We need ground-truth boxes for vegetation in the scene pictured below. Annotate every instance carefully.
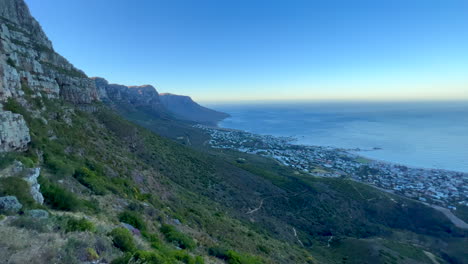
[6,57,16,68]
[118,210,146,231]
[65,217,95,233]
[109,227,136,253]
[160,224,196,250]
[1,92,464,264]
[39,176,81,211]
[0,177,37,209]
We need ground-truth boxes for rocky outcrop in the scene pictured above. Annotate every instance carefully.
[24,167,43,204]
[0,195,22,213]
[0,0,98,104]
[159,93,229,125]
[0,110,30,152]
[92,77,166,114]
[26,209,48,219]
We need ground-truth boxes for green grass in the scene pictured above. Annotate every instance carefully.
[0,177,37,209]
[65,217,96,233]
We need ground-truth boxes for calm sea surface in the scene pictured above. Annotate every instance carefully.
[207,101,468,172]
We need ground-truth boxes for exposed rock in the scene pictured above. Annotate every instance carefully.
[92,77,165,113]
[0,0,98,105]
[120,222,141,236]
[93,77,229,124]
[159,93,230,125]
[0,110,30,152]
[24,167,43,204]
[26,209,49,219]
[0,195,22,213]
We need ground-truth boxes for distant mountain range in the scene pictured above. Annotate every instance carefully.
[92,77,229,125]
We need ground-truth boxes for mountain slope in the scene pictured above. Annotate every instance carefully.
[0,1,466,264]
[159,93,229,125]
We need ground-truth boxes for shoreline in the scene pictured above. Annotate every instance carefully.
[196,123,468,212]
[217,121,467,174]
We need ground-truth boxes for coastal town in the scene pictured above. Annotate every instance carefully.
[195,125,468,210]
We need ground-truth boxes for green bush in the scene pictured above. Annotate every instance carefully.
[65,217,95,232]
[39,176,80,211]
[109,227,136,252]
[74,167,107,195]
[3,98,25,115]
[160,224,195,250]
[6,57,16,68]
[18,156,35,168]
[118,210,146,231]
[208,247,262,264]
[0,177,37,208]
[133,250,166,263]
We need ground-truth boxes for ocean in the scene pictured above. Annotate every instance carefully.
[207,101,468,173]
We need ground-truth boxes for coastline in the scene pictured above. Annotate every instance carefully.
[195,123,468,213]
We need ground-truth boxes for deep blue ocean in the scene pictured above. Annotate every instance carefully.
[207,101,468,173]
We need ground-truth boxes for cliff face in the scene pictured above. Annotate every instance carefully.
[92,77,166,114]
[160,93,229,125]
[0,0,98,104]
[0,0,99,152]
[93,77,229,124]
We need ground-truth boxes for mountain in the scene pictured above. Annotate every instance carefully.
[92,77,229,125]
[159,93,229,125]
[0,1,466,264]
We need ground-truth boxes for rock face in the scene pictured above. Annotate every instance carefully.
[92,77,167,115]
[159,93,229,125]
[24,167,43,204]
[93,77,229,125]
[0,0,100,153]
[0,110,30,152]
[26,209,48,219]
[0,0,98,104]
[0,195,22,213]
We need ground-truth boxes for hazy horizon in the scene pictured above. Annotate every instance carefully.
[25,0,468,102]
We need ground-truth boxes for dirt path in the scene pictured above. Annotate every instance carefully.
[431,205,468,230]
[424,251,441,264]
[246,190,308,215]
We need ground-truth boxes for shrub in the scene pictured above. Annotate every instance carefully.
[160,224,195,250]
[3,98,25,115]
[109,227,136,252]
[6,57,16,68]
[0,177,37,208]
[118,210,146,231]
[65,217,95,233]
[18,156,35,168]
[133,250,166,263]
[10,216,49,232]
[74,167,107,195]
[208,247,263,264]
[39,176,81,211]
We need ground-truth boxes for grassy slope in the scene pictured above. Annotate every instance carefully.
[115,105,468,264]
[1,94,466,264]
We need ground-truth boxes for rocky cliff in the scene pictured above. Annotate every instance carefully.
[0,0,99,152]
[92,77,165,114]
[160,93,229,125]
[93,77,229,124]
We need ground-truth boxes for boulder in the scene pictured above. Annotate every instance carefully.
[0,196,22,213]
[26,209,49,219]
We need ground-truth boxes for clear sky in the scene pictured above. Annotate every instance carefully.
[25,0,468,102]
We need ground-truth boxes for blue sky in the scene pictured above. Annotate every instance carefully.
[25,0,468,102]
